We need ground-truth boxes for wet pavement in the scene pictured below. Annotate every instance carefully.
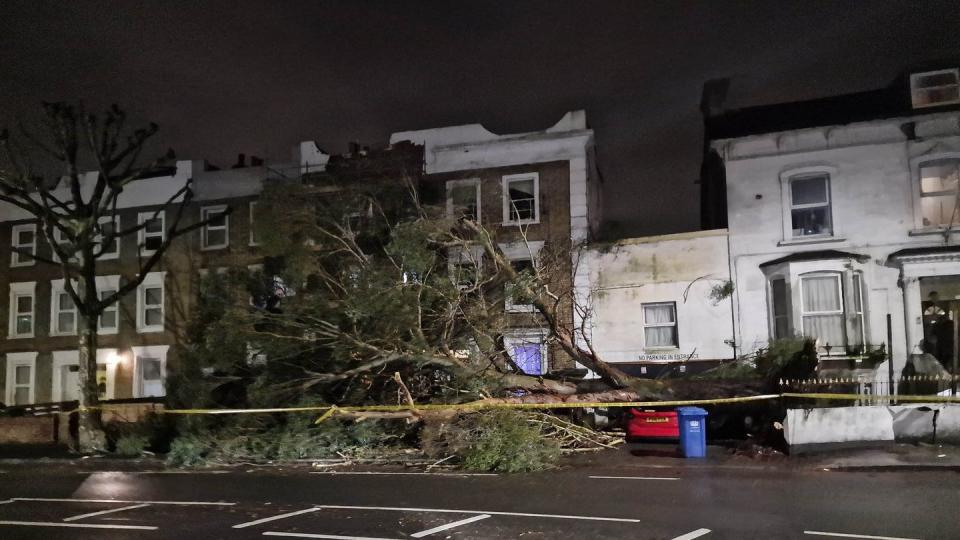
[0,459,957,539]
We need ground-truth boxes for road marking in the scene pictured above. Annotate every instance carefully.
[804,531,919,540]
[63,503,151,522]
[264,533,400,540]
[0,520,157,530]
[316,505,640,523]
[234,507,322,528]
[12,497,234,506]
[411,514,491,538]
[310,471,497,477]
[589,475,680,481]
[0,500,13,505]
[672,528,712,540]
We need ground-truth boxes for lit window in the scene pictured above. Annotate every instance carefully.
[136,272,165,333]
[504,333,547,375]
[8,281,36,338]
[800,274,845,351]
[502,173,539,225]
[911,69,960,109]
[790,174,832,237]
[96,215,120,259]
[132,345,168,398]
[643,302,678,348]
[446,179,481,222]
[50,279,78,335]
[138,211,165,254]
[201,205,229,250]
[4,352,37,405]
[11,223,36,267]
[249,201,260,246]
[919,160,960,228]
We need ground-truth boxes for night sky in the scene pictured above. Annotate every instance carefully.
[2,1,959,237]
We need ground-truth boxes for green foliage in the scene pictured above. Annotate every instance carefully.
[166,434,212,467]
[463,411,560,472]
[756,336,818,380]
[708,280,735,305]
[114,434,150,457]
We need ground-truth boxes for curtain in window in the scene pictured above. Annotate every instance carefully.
[802,276,845,347]
[643,304,677,347]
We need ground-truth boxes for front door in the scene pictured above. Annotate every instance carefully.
[59,364,80,402]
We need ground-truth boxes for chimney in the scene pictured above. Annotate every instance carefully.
[232,153,246,169]
[250,155,264,166]
[700,78,730,118]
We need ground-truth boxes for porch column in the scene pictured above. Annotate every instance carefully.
[901,274,923,369]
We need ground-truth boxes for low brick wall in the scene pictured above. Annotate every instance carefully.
[0,416,58,444]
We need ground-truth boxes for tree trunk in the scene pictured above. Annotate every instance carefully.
[77,308,107,453]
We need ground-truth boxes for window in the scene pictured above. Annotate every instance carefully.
[504,333,547,375]
[449,246,483,290]
[138,211,165,254]
[97,275,120,334]
[11,223,36,267]
[919,160,960,228]
[446,179,481,222]
[96,215,120,259]
[505,258,536,312]
[201,205,229,250]
[643,302,678,349]
[53,227,78,263]
[770,278,790,339]
[50,279,78,336]
[502,173,540,225]
[249,201,260,246]
[8,281,36,338]
[790,174,832,237]
[132,345,168,398]
[5,352,37,405]
[911,69,960,109]
[800,274,845,351]
[136,272,165,333]
[850,273,865,348]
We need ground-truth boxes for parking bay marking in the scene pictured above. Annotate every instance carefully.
[589,475,680,481]
[11,497,235,506]
[264,533,400,540]
[315,505,640,523]
[410,514,491,538]
[0,520,158,530]
[672,528,711,540]
[310,471,497,477]
[234,507,323,529]
[804,531,919,540]
[63,503,151,522]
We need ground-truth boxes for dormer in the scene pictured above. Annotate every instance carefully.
[910,68,960,109]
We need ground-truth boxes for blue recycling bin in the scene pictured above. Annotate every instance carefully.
[676,407,708,458]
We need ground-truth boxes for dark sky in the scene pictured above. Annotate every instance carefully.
[2,1,960,236]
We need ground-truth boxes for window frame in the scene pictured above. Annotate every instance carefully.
[798,272,846,354]
[95,215,121,260]
[136,271,166,333]
[138,210,165,255]
[8,281,36,339]
[248,201,260,246]
[501,173,540,226]
[96,275,121,335]
[910,68,960,109]
[446,178,482,223]
[642,301,679,350]
[132,345,168,398]
[50,279,79,336]
[913,157,960,231]
[768,277,791,340]
[11,223,37,267]
[778,166,838,243]
[503,331,549,375]
[448,245,484,291]
[5,352,37,406]
[201,205,230,250]
[500,241,544,313]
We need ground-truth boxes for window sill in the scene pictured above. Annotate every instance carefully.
[502,220,540,227]
[49,332,77,338]
[505,305,537,313]
[137,327,165,334]
[777,236,846,247]
[909,227,960,237]
[10,262,36,268]
[97,329,119,336]
[7,334,35,340]
[201,245,229,251]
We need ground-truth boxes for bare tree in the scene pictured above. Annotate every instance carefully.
[0,103,222,452]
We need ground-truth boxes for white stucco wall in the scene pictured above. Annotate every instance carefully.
[717,110,960,375]
[583,229,734,363]
[784,404,960,446]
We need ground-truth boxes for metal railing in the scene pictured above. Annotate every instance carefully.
[780,374,958,406]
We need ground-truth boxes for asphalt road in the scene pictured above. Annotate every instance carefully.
[0,463,956,540]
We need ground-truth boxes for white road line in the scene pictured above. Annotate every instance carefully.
[233,507,322,529]
[589,475,680,481]
[0,500,13,505]
[12,497,234,506]
[672,528,712,540]
[309,471,496,477]
[804,531,919,540]
[316,505,640,523]
[264,533,400,540]
[63,503,151,522]
[0,520,157,530]
[410,514,491,538]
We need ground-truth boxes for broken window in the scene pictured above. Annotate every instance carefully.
[503,173,539,224]
[643,302,678,348]
[919,160,960,228]
[790,174,832,237]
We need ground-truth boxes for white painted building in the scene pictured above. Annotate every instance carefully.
[583,229,734,375]
[702,65,960,378]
